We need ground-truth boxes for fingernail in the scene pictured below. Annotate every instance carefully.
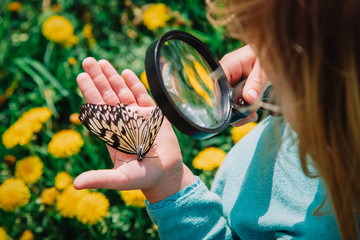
[246,89,259,102]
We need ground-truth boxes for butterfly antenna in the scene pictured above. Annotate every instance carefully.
[143,155,159,159]
[117,157,137,163]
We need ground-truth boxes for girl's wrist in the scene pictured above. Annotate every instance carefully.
[142,164,196,204]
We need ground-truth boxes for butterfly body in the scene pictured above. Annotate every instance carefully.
[136,146,145,161]
[79,103,164,162]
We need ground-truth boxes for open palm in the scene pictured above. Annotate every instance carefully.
[74,57,195,203]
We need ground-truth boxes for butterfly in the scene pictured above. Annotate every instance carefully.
[79,103,164,162]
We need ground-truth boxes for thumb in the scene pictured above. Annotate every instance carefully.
[242,59,268,104]
[73,169,129,190]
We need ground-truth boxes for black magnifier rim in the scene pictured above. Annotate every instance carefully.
[145,30,231,139]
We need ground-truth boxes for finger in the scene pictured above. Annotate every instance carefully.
[77,72,105,104]
[82,57,119,105]
[98,60,137,106]
[73,169,131,190]
[121,69,155,107]
[231,111,258,127]
[220,45,257,86]
[242,59,268,104]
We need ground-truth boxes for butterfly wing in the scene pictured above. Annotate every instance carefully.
[79,103,164,160]
[79,103,138,154]
[140,106,164,155]
[116,103,148,152]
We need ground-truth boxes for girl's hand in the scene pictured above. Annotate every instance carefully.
[220,45,269,126]
[74,57,196,203]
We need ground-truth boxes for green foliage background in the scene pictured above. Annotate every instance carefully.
[0,0,242,239]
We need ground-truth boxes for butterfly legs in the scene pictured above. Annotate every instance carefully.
[116,154,159,163]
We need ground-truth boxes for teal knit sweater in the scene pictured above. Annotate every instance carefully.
[146,117,340,239]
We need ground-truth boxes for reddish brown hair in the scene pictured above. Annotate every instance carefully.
[207,0,360,238]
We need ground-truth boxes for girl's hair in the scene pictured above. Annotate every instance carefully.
[207,0,360,239]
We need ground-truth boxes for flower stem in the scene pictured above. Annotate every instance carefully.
[44,41,55,68]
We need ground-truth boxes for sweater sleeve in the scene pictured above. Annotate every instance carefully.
[146,177,239,240]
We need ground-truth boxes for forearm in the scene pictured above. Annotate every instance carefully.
[146,177,237,240]
[142,164,196,204]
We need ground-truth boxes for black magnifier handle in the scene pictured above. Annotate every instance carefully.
[229,80,281,124]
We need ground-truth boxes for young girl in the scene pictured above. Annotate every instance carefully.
[74,0,359,239]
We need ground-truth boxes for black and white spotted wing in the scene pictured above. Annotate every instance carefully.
[79,103,164,161]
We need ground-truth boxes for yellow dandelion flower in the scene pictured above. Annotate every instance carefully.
[143,4,170,31]
[15,156,43,185]
[2,121,38,148]
[120,190,146,208]
[56,185,88,218]
[55,171,73,190]
[19,229,34,240]
[8,2,21,12]
[2,107,52,148]
[231,122,258,144]
[140,71,150,90]
[68,57,77,66]
[193,147,226,171]
[19,107,52,124]
[76,192,109,225]
[0,178,30,211]
[0,227,9,240]
[69,113,81,125]
[42,15,75,44]
[48,129,84,158]
[82,24,96,46]
[83,24,94,39]
[41,187,58,205]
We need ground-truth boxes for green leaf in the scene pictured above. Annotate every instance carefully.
[22,57,70,97]
[13,58,59,116]
[13,58,46,95]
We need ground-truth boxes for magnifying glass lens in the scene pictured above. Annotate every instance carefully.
[159,40,220,128]
[146,30,280,139]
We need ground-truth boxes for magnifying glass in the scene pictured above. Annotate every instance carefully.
[145,30,281,139]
